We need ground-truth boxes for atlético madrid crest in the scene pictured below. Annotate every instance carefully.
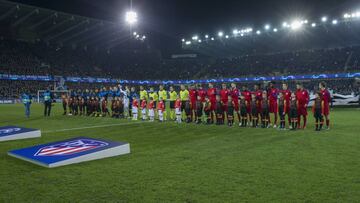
[34,139,108,156]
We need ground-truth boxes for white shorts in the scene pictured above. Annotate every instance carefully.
[141,109,146,115]
[158,110,163,116]
[132,107,138,114]
[175,108,181,115]
[148,109,155,117]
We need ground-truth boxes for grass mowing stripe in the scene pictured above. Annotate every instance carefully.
[43,121,144,133]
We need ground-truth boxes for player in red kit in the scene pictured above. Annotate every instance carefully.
[241,85,252,124]
[197,84,207,102]
[220,83,230,121]
[295,83,310,129]
[281,83,291,128]
[189,85,198,122]
[268,82,279,128]
[207,83,217,123]
[230,83,240,122]
[253,84,263,123]
[319,81,331,130]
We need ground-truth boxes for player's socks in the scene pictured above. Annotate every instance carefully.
[326,119,330,128]
[244,119,247,127]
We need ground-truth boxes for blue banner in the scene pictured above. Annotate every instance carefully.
[1,72,359,85]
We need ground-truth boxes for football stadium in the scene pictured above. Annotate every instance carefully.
[0,0,360,202]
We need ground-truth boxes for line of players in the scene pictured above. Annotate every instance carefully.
[62,81,331,131]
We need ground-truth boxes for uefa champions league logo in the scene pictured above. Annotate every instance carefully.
[0,128,21,135]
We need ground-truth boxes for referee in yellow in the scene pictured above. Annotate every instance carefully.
[139,86,148,101]
[179,84,189,119]
[158,85,168,121]
[169,86,178,121]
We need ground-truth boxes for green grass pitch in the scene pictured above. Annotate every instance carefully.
[0,103,359,202]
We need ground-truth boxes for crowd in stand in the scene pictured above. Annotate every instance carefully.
[1,39,360,80]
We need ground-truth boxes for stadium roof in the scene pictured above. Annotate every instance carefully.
[0,0,145,49]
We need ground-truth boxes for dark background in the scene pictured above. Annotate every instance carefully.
[9,0,360,53]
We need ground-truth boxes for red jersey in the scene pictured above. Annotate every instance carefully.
[296,89,310,106]
[282,89,291,103]
[189,89,197,102]
[132,99,138,108]
[268,88,279,102]
[230,88,240,103]
[220,89,230,103]
[207,88,217,102]
[197,89,207,102]
[175,99,181,108]
[320,89,331,105]
[148,101,154,109]
[157,101,165,111]
[141,100,147,109]
[242,90,251,103]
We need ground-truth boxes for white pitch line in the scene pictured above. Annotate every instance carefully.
[43,121,144,133]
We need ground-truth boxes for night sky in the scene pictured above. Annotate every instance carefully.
[9,0,360,52]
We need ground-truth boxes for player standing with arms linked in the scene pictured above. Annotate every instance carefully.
[295,83,310,129]
[207,83,217,124]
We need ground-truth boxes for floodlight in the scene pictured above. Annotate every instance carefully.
[198,39,202,43]
[240,33,244,37]
[142,35,146,39]
[282,22,288,27]
[233,29,238,35]
[311,23,317,27]
[185,41,191,45]
[256,30,261,35]
[290,20,302,30]
[205,35,209,38]
[225,35,229,39]
[332,19,338,24]
[264,24,270,30]
[321,16,327,22]
[211,37,215,41]
[344,13,350,18]
[125,11,138,25]
[133,32,137,36]
[192,35,198,40]
[218,31,224,37]
[182,39,185,42]
[273,28,278,32]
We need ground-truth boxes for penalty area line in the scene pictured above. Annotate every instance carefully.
[43,121,144,133]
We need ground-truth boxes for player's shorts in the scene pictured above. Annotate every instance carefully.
[290,108,298,119]
[141,109,146,115]
[210,101,216,111]
[170,101,175,109]
[158,110,163,116]
[181,101,186,110]
[132,107,138,114]
[246,104,251,114]
[191,100,197,110]
[323,104,330,116]
[314,109,323,120]
[234,101,239,111]
[175,108,181,115]
[148,109,155,117]
[297,106,308,116]
[269,101,278,113]
[222,103,228,112]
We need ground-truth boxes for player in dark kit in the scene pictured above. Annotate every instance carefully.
[313,92,325,131]
[250,94,259,128]
[227,96,235,126]
[195,96,203,124]
[79,96,85,116]
[289,93,298,130]
[215,95,224,125]
[68,96,74,115]
[101,97,110,117]
[261,91,270,128]
[62,94,68,115]
[204,97,212,124]
[278,92,287,130]
[184,99,192,123]
[239,95,248,127]
[73,96,79,115]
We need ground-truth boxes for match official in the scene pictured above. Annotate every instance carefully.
[43,88,53,117]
